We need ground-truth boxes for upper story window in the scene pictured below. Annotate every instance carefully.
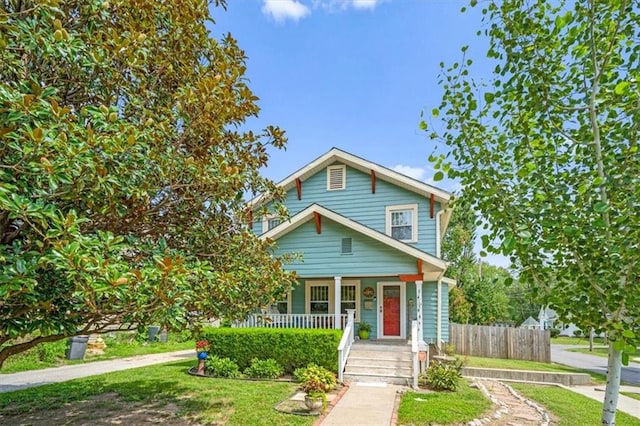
[327,165,346,191]
[386,204,418,243]
[262,215,281,232]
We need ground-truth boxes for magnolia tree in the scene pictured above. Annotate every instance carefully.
[0,0,297,367]
[427,1,639,423]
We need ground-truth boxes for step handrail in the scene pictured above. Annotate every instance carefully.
[337,309,356,382]
[411,320,419,389]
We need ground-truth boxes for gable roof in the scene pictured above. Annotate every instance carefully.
[261,203,449,281]
[249,147,454,236]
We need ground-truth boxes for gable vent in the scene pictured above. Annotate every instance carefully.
[327,165,346,190]
[341,237,352,254]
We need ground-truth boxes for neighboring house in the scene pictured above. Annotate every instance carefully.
[538,306,558,330]
[243,147,455,349]
[520,316,540,330]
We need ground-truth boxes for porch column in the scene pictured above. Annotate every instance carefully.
[334,276,342,330]
[416,280,423,343]
[437,279,442,350]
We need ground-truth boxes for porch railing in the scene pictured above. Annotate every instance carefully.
[337,309,356,383]
[233,313,347,329]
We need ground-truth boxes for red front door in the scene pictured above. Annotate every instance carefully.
[383,285,401,336]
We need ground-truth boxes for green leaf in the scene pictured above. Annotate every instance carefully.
[484,92,494,103]
[614,81,630,95]
[433,171,444,181]
[622,329,635,339]
[431,108,439,118]
[419,120,427,131]
[622,352,629,366]
[593,201,609,213]
[613,340,625,351]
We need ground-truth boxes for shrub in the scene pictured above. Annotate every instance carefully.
[294,364,337,393]
[205,355,242,378]
[573,329,583,337]
[419,360,463,391]
[443,343,456,356]
[358,322,371,332]
[244,358,284,379]
[197,327,341,373]
[549,328,561,338]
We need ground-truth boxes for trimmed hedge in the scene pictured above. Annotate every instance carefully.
[198,327,341,374]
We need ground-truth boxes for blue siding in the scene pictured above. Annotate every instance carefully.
[423,282,438,344]
[257,164,441,256]
[273,218,417,277]
[291,281,305,314]
[440,283,449,342]
[359,278,381,339]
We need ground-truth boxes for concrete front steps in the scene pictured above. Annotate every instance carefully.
[343,341,413,386]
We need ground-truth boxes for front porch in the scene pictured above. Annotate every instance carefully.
[233,313,348,329]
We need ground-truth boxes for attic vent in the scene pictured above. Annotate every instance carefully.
[327,165,346,190]
[341,237,352,254]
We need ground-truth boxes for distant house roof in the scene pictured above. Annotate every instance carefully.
[520,316,540,328]
[249,147,454,237]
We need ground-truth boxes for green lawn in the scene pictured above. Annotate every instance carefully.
[1,331,194,374]
[511,383,640,426]
[622,392,640,402]
[0,359,314,425]
[552,336,607,345]
[569,346,640,359]
[397,380,491,425]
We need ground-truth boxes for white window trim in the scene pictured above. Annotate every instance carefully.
[262,214,281,233]
[385,203,419,243]
[304,279,361,321]
[326,164,346,191]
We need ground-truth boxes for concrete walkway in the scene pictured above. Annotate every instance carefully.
[551,344,640,385]
[320,382,404,426]
[565,384,640,420]
[0,349,193,393]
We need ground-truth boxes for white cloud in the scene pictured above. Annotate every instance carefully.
[391,164,427,181]
[312,0,389,12]
[351,0,380,9]
[262,0,311,23]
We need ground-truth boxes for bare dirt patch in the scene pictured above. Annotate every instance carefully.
[0,392,202,426]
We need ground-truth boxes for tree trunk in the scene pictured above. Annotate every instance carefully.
[601,345,622,425]
[590,328,594,352]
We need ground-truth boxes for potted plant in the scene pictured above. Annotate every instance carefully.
[295,364,337,415]
[358,322,371,340]
[195,340,210,375]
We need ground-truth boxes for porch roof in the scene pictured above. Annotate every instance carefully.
[260,203,449,281]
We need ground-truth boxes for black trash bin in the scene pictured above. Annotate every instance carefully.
[66,335,89,360]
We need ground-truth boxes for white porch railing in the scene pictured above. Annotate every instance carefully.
[411,320,419,389]
[337,309,356,383]
[233,313,347,329]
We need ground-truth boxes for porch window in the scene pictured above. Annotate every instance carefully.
[309,285,329,314]
[385,204,418,243]
[305,280,361,321]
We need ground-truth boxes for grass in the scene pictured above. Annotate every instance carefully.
[551,336,606,345]
[1,331,194,374]
[570,346,640,359]
[511,383,640,426]
[0,359,314,425]
[397,380,491,425]
[622,392,640,402]
[461,355,607,383]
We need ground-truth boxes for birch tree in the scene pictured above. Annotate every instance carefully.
[427,1,639,423]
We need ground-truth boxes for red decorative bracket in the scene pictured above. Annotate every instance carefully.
[314,212,321,234]
[296,178,302,200]
[371,169,376,194]
[430,193,435,219]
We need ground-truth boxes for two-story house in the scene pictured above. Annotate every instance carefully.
[245,148,455,354]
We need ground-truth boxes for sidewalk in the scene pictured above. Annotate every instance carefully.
[0,349,193,393]
[319,382,404,426]
[565,384,640,420]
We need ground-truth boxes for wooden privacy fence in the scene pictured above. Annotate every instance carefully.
[449,323,551,362]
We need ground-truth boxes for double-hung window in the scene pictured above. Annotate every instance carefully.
[262,215,281,232]
[385,204,418,243]
[305,280,361,321]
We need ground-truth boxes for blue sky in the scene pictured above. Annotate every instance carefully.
[209,0,507,267]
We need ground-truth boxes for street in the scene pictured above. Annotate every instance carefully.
[551,344,640,385]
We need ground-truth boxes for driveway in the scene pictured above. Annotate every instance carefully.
[551,344,640,385]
